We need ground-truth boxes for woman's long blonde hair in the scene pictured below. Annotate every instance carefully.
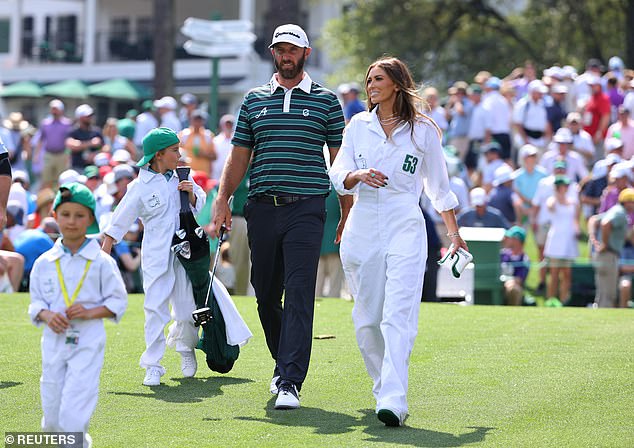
[364,56,441,138]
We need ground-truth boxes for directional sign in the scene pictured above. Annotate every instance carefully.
[183,40,253,58]
[181,18,255,43]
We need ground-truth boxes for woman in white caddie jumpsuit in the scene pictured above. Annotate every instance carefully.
[329,57,467,427]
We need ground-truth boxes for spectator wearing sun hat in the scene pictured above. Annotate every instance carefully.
[456,187,510,229]
[588,187,634,307]
[489,163,517,224]
[540,127,588,182]
[566,112,596,165]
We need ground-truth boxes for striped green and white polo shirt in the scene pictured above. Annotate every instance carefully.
[232,73,345,198]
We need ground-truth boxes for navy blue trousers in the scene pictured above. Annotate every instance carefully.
[244,196,326,390]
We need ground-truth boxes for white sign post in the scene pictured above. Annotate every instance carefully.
[181,17,256,127]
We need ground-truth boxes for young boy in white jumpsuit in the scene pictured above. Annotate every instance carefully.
[102,127,206,386]
[329,57,463,427]
[29,182,127,448]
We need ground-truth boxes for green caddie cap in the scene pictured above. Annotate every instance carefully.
[138,127,180,167]
[504,225,526,243]
[53,182,99,234]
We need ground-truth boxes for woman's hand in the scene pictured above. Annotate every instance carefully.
[449,234,469,256]
[345,168,388,189]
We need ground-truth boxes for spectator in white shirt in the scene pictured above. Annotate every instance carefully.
[512,80,552,150]
[154,96,182,132]
[211,114,235,182]
[540,127,589,182]
[482,77,512,161]
[481,141,506,192]
[423,87,448,133]
[566,112,596,165]
[133,100,158,148]
[466,83,486,172]
[605,105,634,160]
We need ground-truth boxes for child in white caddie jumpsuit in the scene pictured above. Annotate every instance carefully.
[29,182,127,448]
[102,127,206,386]
[329,57,465,427]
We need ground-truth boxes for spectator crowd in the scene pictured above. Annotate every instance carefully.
[1,56,634,309]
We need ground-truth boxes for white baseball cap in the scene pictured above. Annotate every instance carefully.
[520,144,539,158]
[610,162,631,180]
[604,137,624,153]
[75,104,94,119]
[528,80,548,94]
[112,149,132,164]
[269,24,310,48]
[93,152,111,167]
[49,99,65,111]
[12,169,30,184]
[551,83,568,94]
[493,164,516,186]
[470,187,487,206]
[58,169,86,186]
[153,96,178,110]
[553,127,574,144]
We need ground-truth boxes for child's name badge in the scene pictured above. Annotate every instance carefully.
[65,328,80,346]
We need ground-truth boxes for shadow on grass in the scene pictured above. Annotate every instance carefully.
[0,381,22,390]
[358,409,496,447]
[109,376,253,403]
[235,402,495,445]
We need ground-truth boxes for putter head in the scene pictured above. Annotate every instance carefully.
[192,307,212,327]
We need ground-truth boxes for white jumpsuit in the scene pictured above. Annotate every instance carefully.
[104,168,206,373]
[329,110,458,422]
[28,238,127,447]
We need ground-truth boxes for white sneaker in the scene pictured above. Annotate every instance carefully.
[270,375,280,395]
[143,367,163,386]
[180,350,197,377]
[274,382,300,409]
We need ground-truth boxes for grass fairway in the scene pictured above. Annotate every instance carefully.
[1,294,632,447]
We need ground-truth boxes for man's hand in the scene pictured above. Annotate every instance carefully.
[211,196,232,238]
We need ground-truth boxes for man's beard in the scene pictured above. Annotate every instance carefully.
[275,53,306,80]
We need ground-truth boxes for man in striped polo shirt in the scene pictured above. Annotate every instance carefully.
[211,23,348,410]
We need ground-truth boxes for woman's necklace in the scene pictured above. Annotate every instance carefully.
[378,113,401,125]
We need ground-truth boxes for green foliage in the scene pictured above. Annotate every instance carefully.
[325,0,628,88]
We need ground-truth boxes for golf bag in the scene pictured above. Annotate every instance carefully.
[171,166,240,373]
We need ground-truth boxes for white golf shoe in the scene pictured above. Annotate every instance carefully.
[180,350,197,377]
[274,382,300,409]
[143,367,163,386]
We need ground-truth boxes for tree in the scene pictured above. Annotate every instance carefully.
[324,0,629,88]
[153,0,175,97]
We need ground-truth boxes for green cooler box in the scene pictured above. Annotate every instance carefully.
[460,227,506,305]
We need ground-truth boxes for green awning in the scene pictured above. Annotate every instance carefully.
[87,78,152,100]
[0,81,42,98]
[42,79,88,99]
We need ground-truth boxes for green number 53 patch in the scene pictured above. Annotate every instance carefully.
[402,154,418,174]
